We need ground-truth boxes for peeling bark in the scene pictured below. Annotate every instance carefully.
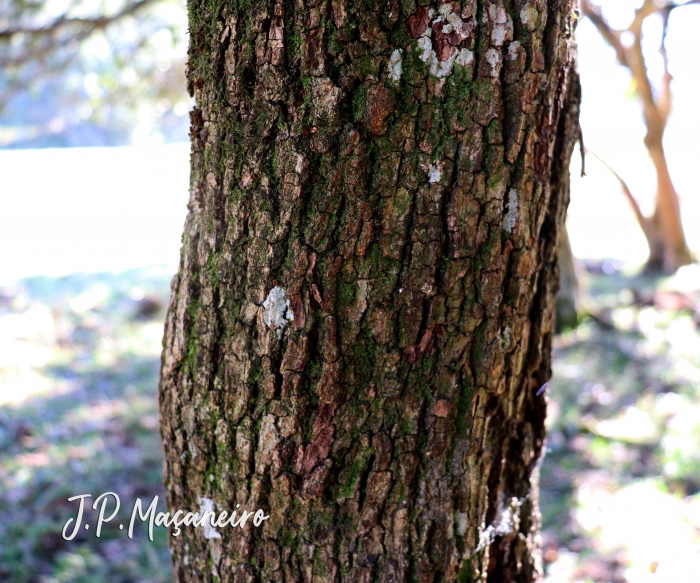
[159,1,580,581]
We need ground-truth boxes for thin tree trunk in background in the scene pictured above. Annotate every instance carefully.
[159,1,579,581]
[582,0,692,274]
[647,142,691,272]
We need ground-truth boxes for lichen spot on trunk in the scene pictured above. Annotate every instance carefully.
[263,286,294,338]
[388,49,403,82]
[428,162,443,184]
[502,188,520,233]
[197,497,221,540]
[412,3,475,79]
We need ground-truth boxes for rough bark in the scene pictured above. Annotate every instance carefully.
[159,1,580,582]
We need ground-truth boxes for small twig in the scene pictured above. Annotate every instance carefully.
[587,310,617,331]
[580,0,628,66]
[0,0,157,40]
[658,5,673,123]
[668,0,700,8]
[578,124,586,177]
[585,149,656,246]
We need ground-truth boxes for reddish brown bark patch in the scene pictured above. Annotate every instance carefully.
[408,7,430,38]
[365,83,396,136]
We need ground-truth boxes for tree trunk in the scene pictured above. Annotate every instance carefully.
[646,141,692,273]
[629,22,692,274]
[159,1,579,582]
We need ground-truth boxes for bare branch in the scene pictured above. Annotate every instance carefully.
[668,0,700,8]
[578,124,586,177]
[628,0,658,37]
[579,0,627,66]
[581,0,700,122]
[657,5,673,123]
[0,0,157,40]
[627,6,665,140]
[585,149,656,246]
[581,0,696,272]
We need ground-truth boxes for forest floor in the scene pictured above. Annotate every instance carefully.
[0,267,174,583]
[1,263,699,582]
[541,261,700,583]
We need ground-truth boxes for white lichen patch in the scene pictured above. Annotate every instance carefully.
[502,325,511,348]
[294,152,307,175]
[438,3,452,18]
[502,188,519,233]
[418,36,433,63]
[430,51,458,78]
[489,4,514,47]
[198,497,221,540]
[388,49,403,82]
[485,47,502,79]
[492,19,513,46]
[474,495,524,553]
[451,14,473,38]
[507,40,521,60]
[520,2,539,31]
[416,3,473,79]
[428,162,442,184]
[455,511,468,537]
[455,48,474,67]
[263,286,294,338]
[493,497,518,536]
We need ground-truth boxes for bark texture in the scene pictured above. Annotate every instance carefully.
[159,1,579,582]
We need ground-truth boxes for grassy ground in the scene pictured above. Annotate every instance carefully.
[541,262,700,582]
[0,268,174,583]
[1,263,699,582]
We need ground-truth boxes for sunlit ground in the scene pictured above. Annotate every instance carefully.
[0,269,174,582]
[541,264,700,583]
[1,6,699,580]
[539,8,700,582]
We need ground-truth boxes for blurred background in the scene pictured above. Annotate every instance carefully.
[0,1,699,582]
